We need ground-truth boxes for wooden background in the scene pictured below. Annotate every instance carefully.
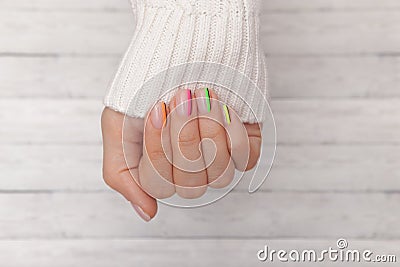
[1,0,399,266]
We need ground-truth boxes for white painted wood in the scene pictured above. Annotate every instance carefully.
[2,56,399,98]
[268,56,400,98]
[1,144,399,192]
[259,144,400,192]
[264,0,400,11]
[0,57,118,98]
[2,0,400,11]
[0,239,398,267]
[0,192,399,238]
[0,145,104,191]
[260,11,400,55]
[271,99,400,145]
[0,11,134,55]
[1,99,398,145]
[0,99,103,145]
[0,0,130,11]
[1,10,399,55]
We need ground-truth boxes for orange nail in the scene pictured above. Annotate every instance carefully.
[162,102,167,126]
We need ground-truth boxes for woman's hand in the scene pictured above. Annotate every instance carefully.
[101,88,261,221]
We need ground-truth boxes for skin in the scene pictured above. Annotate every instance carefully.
[101,88,261,221]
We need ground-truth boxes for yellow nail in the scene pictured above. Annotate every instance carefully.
[223,105,231,125]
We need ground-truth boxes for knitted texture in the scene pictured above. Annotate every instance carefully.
[104,0,269,123]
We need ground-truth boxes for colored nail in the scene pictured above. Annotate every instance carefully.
[205,88,211,112]
[151,102,167,129]
[223,105,231,125]
[196,88,212,114]
[162,102,167,126]
[187,90,192,116]
[177,89,192,117]
[131,203,151,222]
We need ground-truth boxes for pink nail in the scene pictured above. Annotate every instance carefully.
[187,90,192,116]
[131,203,151,222]
[176,89,192,117]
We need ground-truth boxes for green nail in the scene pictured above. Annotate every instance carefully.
[205,88,211,112]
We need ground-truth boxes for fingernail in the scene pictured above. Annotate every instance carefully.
[131,203,151,222]
[223,104,231,125]
[177,89,192,117]
[196,88,211,114]
[151,102,167,129]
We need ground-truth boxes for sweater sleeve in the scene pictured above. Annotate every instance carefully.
[104,0,269,123]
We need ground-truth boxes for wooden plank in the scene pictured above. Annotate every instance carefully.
[263,0,400,11]
[0,145,104,191]
[0,11,134,55]
[2,0,400,11]
[260,11,400,55]
[1,144,399,192]
[0,192,399,238]
[0,239,399,267]
[0,99,103,145]
[271,99,400,145]
[0,57,118,98]
[1,10,399,55]
[2,56,399,98]
[0,99,399,145]
[0,0,130,11]
[268,56,400,98]
[260,144,400,192]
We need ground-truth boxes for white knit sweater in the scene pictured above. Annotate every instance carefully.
[104,0,269,123]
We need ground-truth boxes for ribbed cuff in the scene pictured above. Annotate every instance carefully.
[105,0,268,123]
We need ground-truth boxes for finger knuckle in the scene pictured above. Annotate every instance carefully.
[201,123,224,140]
[178,131,199,148]
[148,149,168,162]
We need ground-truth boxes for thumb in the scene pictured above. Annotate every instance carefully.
[101,108,158,221]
